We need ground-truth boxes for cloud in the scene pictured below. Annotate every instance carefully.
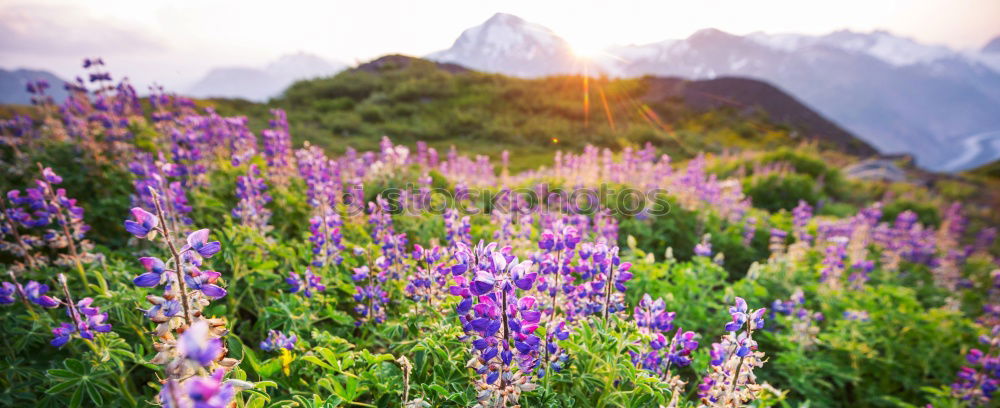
[0,3,167,56]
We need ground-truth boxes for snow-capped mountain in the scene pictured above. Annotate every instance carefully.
[603,29,1000,171]
[187,53,345,101]
[746,30,955,66]
[427,13,581,77]
[429,14,1000,171]
[0,68,68,104]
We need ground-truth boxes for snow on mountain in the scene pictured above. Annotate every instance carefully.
[747,30,955,66]
[608,29,1000,170]
[187,53,345,101]
[427,13,581,77]
[429,15,1000,171]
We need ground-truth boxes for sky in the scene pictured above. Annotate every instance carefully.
[2,0,999,90]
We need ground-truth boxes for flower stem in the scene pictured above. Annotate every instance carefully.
[603,262,617,323]
[151,189,193,326]
[37,163,88,286]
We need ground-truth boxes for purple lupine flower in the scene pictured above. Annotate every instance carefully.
[287,267,326,298]
[700,298,767,405]
[184,269,227,299]
[443,208,472,248]
[405,244,450,303]
[308,211,343,267]
[848,260,875,290]
[133,256,167,287]
[232,164,272,230]
[124,207,159,238]
[73,298,112,337]
[260,330,297,352]
[352,264,390,325]
[820,237,849,286]
[452,242,541,404]
[953,325,1000,405]
[570,240,631,321]
[185,369,235,408]
[262,109,294,186]
[843,310,870,322]
[49,274,111,347]
[51,322,75,347]
[631,293,699,379]
[792,200,813,243]
[694,234,712,257]
[179,320,222,366]
[742,217,757,246]
[24,281,59,308]
[368,196,408,278]
[771,289,823,349]
[183,229,221,258]
[634,294,676,334]
[144,296,181,319]
[0,282,15,304]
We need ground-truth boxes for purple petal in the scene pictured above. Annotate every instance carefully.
[139,257,165,274]
[200,284,227,299]
[51,335,70,347]
[187,228,210,246]
[133,272,162,287]
[198,241,221,258]
[124,220,148,237]
[470,318,492,331]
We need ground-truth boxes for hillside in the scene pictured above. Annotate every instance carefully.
[244,55,875,170]
[0,68,68,104]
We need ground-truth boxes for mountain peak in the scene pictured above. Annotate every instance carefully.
[689,28,737,41]
[984,35,1000,53]
[484,12,525,25]
[426,12,577,77]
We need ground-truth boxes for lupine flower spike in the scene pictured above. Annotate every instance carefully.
[699,297,767,407]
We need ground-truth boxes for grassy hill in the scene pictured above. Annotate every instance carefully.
[208,55,874,172]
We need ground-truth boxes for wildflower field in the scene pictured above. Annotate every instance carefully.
[1,59,999,408]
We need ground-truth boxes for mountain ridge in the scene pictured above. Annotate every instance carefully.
[0,68,68,105]
[427,14,1000,171]
[186,53,346,101]
[275,54,876,158]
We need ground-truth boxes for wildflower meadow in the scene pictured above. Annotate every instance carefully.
[1,59,999,408]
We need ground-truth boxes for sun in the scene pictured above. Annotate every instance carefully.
[569,41,607,60]
[564,34,609,60]
[570,43,606,60]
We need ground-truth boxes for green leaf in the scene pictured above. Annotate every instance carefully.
[46,381,77,394]
[64,359,86,374]
[302,355,333,370]
[258,358,282,378]
[84,383,104,406]
[47,369,77,379]
[69,386,84,408]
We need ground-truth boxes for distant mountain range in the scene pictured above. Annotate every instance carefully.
[186,53,346,101]
[0,68,68,104]
[1,53,346,104]
[428,13,1000,171]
